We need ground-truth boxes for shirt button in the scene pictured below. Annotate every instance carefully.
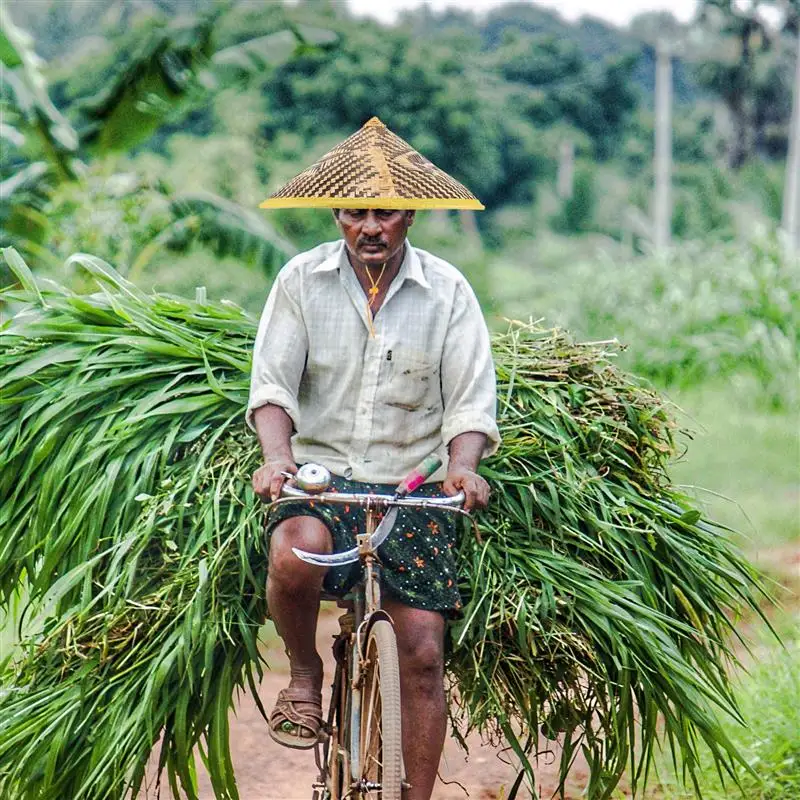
[344,467,353,479]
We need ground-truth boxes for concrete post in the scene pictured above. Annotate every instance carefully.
[653,39,673,252]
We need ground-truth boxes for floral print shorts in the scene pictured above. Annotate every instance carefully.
[265,473,463,616]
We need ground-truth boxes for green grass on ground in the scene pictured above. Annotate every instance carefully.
[668,380,799,552]
[650,611,799,800]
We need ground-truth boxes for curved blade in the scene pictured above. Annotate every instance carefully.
[292,545,359,566]
[292,507,400,566]
[367,507,399,550]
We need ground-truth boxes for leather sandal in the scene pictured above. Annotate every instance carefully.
[268,687,323,750]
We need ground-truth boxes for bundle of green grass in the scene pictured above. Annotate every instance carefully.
[0,250,767,800]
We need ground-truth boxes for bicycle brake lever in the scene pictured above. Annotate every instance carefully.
[292,507,399,567]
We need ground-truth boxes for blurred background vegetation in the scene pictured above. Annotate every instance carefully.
[1,0,798,796]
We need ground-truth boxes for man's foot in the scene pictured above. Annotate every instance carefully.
[268,686,323,750]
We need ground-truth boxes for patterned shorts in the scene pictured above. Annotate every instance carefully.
[265,474,463,616]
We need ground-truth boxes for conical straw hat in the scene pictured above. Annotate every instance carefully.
[259,117,484,210]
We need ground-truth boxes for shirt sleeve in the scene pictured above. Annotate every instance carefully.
[246,269,308,431]
[439,280,500,457]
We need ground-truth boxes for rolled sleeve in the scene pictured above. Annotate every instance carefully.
[246,268,308,431]
[439,281,500,457]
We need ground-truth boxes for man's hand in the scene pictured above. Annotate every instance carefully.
[252,404,297,501]
[442,467,490,512]
[444,431,490,511]
[252,459,297,502]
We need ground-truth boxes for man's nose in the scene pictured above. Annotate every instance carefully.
[362,211,381,235]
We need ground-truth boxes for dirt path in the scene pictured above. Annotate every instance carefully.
[184,545,798,799]
[191,608,589,800]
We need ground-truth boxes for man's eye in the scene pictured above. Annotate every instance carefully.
[376,210,394,219]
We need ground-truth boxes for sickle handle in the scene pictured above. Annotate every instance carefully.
[396,453,443,496]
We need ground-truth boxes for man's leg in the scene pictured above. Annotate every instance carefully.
[382,597,447,800]
[267,516,332,742]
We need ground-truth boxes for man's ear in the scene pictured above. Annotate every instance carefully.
[406,211,416,227]
[331,209,340,226]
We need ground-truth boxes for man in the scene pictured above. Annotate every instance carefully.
[247,117,499,800]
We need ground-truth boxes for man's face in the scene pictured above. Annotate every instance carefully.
[335,209,415,268]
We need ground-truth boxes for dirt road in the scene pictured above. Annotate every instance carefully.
[178,543,800,800]
[192,608,589,800]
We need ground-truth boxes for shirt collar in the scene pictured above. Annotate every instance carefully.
[312,240,430,290]
[401,242,431,289]
[311,243,344,274]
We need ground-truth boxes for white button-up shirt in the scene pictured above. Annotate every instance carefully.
[247,239,500,484]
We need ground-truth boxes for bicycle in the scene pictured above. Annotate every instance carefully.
[266,454,467,800]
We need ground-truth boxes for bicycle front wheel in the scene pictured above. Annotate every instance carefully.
[358,619,403,799]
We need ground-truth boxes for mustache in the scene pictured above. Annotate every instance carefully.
[357,238,387,247]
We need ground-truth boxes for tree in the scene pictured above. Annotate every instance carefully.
[260,23,509,207]
[694,0,799,167]
[0,7,329,279]
[0,6,79,282]
[490,31,639,159]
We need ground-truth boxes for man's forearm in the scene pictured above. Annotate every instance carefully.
[447,431,488,473]
[253,403,295,464]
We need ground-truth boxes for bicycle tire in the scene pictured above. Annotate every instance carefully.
[358,619,403,799]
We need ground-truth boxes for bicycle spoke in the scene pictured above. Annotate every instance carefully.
[363,655,382,779]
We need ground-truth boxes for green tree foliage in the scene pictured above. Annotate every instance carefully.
[258,12,639,211]
[0,7,80,282]
[260,24,506,205]
[0,5,308,278]
[75,14,215,155]
[1,0,792,260]
[694,0,799,167]
[493,32,639,158]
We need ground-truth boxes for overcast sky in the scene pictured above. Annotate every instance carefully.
[345,0,699,28]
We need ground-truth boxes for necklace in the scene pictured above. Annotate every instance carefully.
[365,261,387,307]
[364,261,387,337]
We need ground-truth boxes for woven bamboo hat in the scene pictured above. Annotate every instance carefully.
[259,117,484,210]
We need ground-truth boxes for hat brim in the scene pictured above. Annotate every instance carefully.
[259,196,485,210]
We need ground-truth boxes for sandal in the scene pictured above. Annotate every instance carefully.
[268,687,323,750]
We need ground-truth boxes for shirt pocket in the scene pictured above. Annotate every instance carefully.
[383,347,438,412]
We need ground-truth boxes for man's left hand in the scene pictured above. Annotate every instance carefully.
[442,468,490,511]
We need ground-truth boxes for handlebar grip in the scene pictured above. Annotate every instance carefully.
[395,453,443,497]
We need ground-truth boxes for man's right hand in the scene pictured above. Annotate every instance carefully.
[252,459,297,502]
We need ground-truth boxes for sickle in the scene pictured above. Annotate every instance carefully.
[292,507,399,567]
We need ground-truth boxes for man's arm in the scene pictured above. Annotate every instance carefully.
[247,266,308,501]
[442,431,490,511]
[251,404,297,501]
[438,279,500,512]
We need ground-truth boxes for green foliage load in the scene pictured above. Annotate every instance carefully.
[0,251,768,799]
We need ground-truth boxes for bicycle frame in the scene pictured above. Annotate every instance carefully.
[266,485,466,800]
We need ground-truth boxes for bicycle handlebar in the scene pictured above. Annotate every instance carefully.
[277,484,466,508]
[273,485,466,568]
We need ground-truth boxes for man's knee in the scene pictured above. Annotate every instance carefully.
[268,517,332,589]
[388,604,446,685]
[403,635,444,682]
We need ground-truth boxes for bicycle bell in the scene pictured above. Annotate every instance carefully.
[294,463,331,493]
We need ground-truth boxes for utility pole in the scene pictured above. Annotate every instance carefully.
[782,31,800,251]
[653,39,673,252]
